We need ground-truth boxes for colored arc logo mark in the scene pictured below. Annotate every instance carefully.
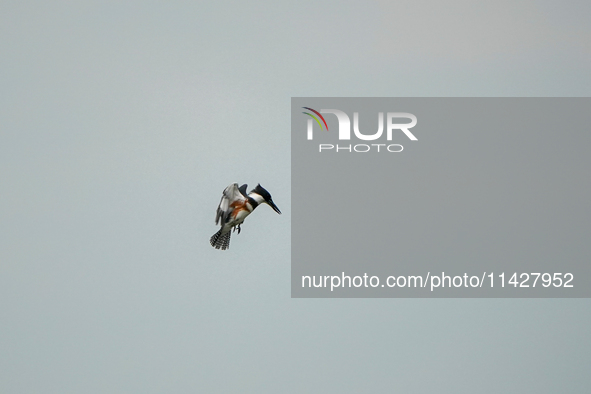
[302,107,329,131]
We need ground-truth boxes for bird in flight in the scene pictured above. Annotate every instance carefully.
[210,183,281,250]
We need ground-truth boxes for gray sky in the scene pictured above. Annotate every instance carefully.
[1,1,590,392]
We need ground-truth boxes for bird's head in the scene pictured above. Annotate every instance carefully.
[253,184,281,214]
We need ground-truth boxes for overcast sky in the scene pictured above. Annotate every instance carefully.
[1,1,590,393]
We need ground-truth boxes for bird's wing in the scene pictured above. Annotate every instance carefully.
[215,183,247,225]
[238,184,248,198]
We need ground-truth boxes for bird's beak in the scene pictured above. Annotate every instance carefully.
[268,201,281,214]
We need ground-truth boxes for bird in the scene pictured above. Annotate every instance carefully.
[210,183,281,250]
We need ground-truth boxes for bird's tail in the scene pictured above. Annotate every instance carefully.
[210,229,231,250]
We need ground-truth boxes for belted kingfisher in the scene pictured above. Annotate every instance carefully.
[210,183,281,250]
